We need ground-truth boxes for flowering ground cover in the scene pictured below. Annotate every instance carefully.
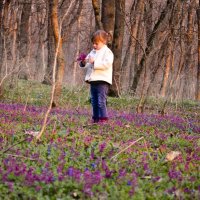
[0,81,200,199]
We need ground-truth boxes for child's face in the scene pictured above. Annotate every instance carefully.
[93,41,105,50]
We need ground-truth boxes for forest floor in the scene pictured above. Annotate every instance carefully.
[0,80,200,199]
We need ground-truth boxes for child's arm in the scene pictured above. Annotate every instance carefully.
[94,50,114,70]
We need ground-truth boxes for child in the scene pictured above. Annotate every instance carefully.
[78,30,114,123]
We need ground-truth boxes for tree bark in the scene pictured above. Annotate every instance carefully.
[0,0,4,78]
[35,2,47,81]
[19,0,32,58]
[43,0,55,85]
[144,0,153,41]
[5,0,17,89]
[182,0,195,99]
[91,0,103,30]
[2,0,12,71]
[159,0,182,99]
[0,0,3,27]
[109,0,125,97]
[101,0,115,38]
[73,10,82,85]
[160,39,172,97]
[51,0,65,107]
[196,6,200,100]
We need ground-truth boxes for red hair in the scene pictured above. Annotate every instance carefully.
[91,30,110,44]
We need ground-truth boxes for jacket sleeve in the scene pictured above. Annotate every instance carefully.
[93,50,114,70]
[79,61,85,67]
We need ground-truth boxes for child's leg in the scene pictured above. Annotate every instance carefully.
[90,84,99,122]
[97,83,109,120]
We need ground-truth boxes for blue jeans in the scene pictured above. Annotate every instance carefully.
[90,82,109,122]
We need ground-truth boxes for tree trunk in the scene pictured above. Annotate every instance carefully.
[35,2,47,81]
[43,0,55,85]
[182,0,194,99]
[159,0,182,98]
[0,0,4,96]
[18,0,32,79]
[73,11,82,85]
[3,0,31,86]
[122,0,144,91]
[11,7,17,72]
[2,0,12,73]
[0,0,4,78]
[0,0,3,27]
[196,6,200,100]
[160,39,172,97]
[145,0,153,41]
[6,0,17,89]
[171,2,186,100]
[91,0,103,30]
[51,0,65,107]
[101,0,115,38]
[109,0,125,97]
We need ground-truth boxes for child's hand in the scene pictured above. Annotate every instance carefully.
[81,60,86,65]
[88,57,94,64]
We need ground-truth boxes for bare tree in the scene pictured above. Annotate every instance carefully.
[160,38,172,97]
[110,0,125,96]
[182,0,195,99]
[34,1,47,81]
[19,0,32,59]
[101,0,115,37]
[197,0,200,100]
[131,0,173,94]
[43,0,55,84]
[0,0,4,77]
[1,0,11,68]
[122,0,144,91]
[92,0,103,30]
[51,0,65,107]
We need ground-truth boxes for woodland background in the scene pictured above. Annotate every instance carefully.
[0,0,200,106]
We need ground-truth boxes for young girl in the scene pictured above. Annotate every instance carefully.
[79,30,114,123]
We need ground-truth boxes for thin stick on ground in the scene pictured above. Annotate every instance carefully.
[1,136,31,154]
[1,153,37,161]
[111,136,144,161]
[143,138,153,161]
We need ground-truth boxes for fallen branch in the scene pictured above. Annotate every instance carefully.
[143,138,153,161]
[1,135,31,154]
[111,136,144,161]
[1,153,37,161]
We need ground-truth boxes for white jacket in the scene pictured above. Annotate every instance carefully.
[83,45,114,85]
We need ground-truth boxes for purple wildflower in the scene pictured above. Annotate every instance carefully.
[67,167,73,176]
[35,185,42,192]
[128,171,138,196]
[83,169,103,196]
[102,160,112,178]
[6,182,14,191]
[91,163,97,169]
[166,186,176,194]
[168,169,182,181]
[77,53,87,61]
[99,142,106,153]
